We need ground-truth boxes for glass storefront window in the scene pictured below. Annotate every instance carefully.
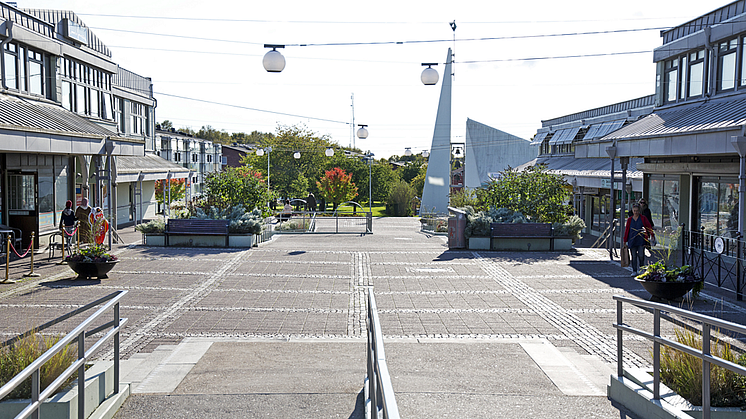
[38,175,54,228]
[649,176,680,246]
[55,167,68,223]
[8,174,35,211]
[698,178,739,237]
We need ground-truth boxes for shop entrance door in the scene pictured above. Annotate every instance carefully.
[7,172,38,248]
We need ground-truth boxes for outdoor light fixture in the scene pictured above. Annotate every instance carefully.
[422,150,430,158]
[421,63,439,85]
[263,44,286,73]
[255,148,264,156]
[293,151,301,159]
[356,124,369,140]
[404,147,412,156]
[325,148,334,157]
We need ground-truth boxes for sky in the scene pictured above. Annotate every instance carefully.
[21,0,732,158]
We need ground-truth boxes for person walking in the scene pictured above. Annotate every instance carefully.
[306,193,317,212]
[638,198,654,229]
[75,198,92,243]
[59,200,77,251]
[623,203,655,276]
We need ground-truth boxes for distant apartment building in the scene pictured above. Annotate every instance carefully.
[154,127,222,201]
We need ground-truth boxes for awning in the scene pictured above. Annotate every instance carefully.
[548,127,580,145]
[529,131,548,146]
[516,156,644,178]
[583,119,625,141]
[116,154,190,182]
[602,96,746,141]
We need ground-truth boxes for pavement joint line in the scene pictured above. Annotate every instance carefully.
[101,248,251,360]
[472,251,649,368]
[64,283,352,295]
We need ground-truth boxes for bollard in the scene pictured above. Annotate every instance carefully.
[57,229,68,265]
[23,231,40,278]
[2,235,15,284]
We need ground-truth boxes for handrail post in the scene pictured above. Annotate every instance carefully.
[701,227,706,281]
[616,299,623,378]
[653,308,661,399]
[703,324,711,419]
[114,301,120,394]
[738,233,743,301]
[78,331,85,419]
[31,369,39,419]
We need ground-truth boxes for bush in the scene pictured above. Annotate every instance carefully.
[463,207,527,238]
[552,215,586,241]
[0,334,77,401]
[279,219,311,231]
[135,216,166,233]
[660,328,746,407]
[387,181,415,216]
[193,205,263,234]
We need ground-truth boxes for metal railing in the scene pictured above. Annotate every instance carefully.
[613,295,746,419]
[276,204,372,234]
[681,227,745,301]
[366,291,400,419]
[420,211,448,234]
[0,291,128,419]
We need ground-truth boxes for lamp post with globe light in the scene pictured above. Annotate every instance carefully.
[357,125,372,213]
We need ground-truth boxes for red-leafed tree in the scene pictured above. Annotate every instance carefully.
[155,178,187,205]
[316,167,357,210]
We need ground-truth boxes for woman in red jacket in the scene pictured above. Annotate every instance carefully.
[623,203,655,276]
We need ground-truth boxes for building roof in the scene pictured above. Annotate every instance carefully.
[117,154,190,174]
[602,96,746,142]
[516,156,644,179]
[0,94,120,138]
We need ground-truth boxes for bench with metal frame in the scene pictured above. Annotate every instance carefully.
[165,218,230,246]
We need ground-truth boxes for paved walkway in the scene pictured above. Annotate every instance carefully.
[1,219,745,418]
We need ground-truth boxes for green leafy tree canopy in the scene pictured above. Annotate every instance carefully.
[476,165,572,223]
[154,178,186,205]
[202,166,269,211]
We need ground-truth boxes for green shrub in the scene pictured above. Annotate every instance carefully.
[134,216,166,234]
[279,219,311,231]
[0,334,77,401]
[660,328,746,407]
[193,205,263,234]
[386,181,415,216]
[552,215,586,241]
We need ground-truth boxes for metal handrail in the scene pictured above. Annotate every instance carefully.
[0,291,128,419]
[613,295,746,419]
[366,291,400,419]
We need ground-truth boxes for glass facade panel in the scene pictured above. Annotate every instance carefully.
[4,50,16,89]
[61,81,71,111]
[720,52,736,90]
[38,174,54,227]
[698,179,739,237]
[666,69,678,102]
[649,179,664,228]
[55,166,68,224]
[9,174,35,211]
[719,182,738,236]
[690,62,704,96]
[76,84,86,114]
[662,179,680,230]
[28,60,42,95]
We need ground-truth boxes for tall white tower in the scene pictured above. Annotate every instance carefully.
[420,49,453,214]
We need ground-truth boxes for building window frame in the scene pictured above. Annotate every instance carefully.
[718,38,739,92]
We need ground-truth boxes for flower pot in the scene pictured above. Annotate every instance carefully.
[67,260,118,279]
[636,279,701,301]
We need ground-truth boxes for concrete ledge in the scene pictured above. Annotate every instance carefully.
[608,369,746,419]
[0,361,128,419]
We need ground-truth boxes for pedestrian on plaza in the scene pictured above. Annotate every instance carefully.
[59,200,77,249]
[75,198,93,242]
[638,198,654,229]
[279,199,292,222]
[306,193,317,212]
[623,203,654,276]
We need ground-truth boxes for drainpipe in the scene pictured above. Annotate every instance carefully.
[705,26,714,98]
[1,21,14,90]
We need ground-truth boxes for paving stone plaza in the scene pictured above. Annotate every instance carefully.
[1,217,745,418]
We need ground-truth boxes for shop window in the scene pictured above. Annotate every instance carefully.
[591,195,609,232]
[8,174,35,211]
[697,178,738,237]
[38,175,54,228]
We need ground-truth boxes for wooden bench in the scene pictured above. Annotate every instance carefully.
[165,219,230,247]
[491,222,556,250]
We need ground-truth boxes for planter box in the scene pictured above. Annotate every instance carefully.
[0,361,129,419]
[468,237,491,250]
[228,234,255,248]
[143,233,165,246]
[167,235,227,247]
[609,368,746,419]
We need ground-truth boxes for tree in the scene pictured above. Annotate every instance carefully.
[370,162,400,204]
[410,164,427,198]
[202,166,269,211]
[476,165,572,223]
[387,180,416,216]
[158,120,173,131]
[316,167,357,210]
[154,178,186,205]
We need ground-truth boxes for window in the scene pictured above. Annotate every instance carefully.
[28,50,43,95]
[3,43,18,90]
[649,176,680,245]
[131,102,145,135]
[2,43,46,96]
[689,50,705,97]
[206,155,212,163]
[697,178,738,237]
[664,59,678,103]
[8,174,35,211]
[718,39,738,91]
[61,81,72,111]
[60,57,113,119]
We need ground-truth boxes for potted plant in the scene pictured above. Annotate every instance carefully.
[634,228,703,301]
[135,216,166,246]
[65,212,118,279]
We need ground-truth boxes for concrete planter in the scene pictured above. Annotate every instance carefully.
[467,237,491,250]
[609,368,746,419]
[0,361,129,419]
[167,235,227,247]
[143,233,165,246]
[228,234,255,248]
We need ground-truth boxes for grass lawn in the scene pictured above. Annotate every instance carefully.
[330,202,388,217]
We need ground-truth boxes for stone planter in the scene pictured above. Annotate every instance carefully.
[636,279,701,301]
[0,361,129,419]
[468,236,491,250]
[143,233,165,246]
[228,234,255,248]
[67,260,118,279]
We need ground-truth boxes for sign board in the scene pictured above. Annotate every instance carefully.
[582,187,599,195]
[63,19,88,45]
[600,179,623,189]
[715,237,725,254]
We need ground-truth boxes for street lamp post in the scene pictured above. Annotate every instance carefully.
[256,146,272,193]
[606,144,617,260]
[357,125,371,213]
